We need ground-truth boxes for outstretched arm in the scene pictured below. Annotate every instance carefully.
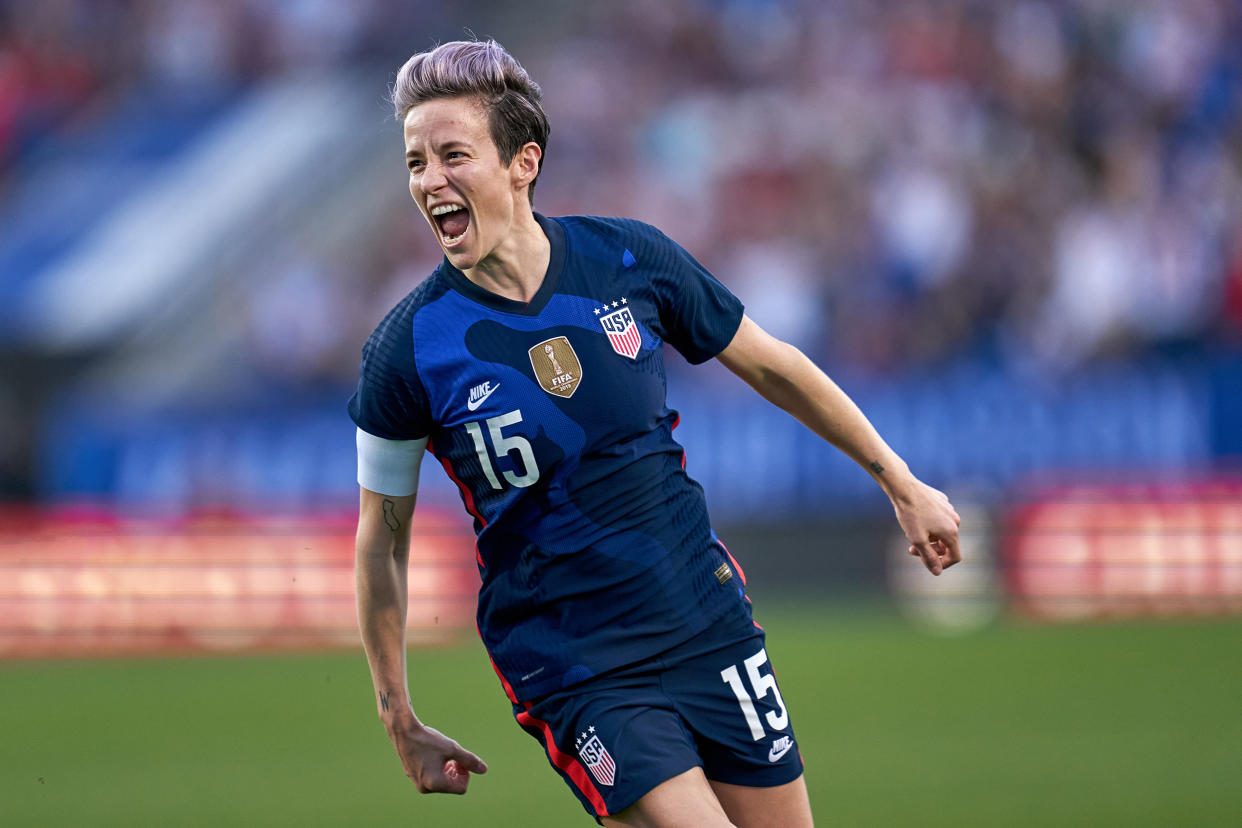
[356,486,488,792]
[717,315,961,575]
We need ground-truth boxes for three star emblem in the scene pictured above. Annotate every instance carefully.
[593,298,626,315]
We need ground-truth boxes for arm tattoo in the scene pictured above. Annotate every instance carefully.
[382,499,401,532]
[379,690,392,712]
[869,460,885,475]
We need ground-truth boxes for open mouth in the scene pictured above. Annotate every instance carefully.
[431,204,471,246]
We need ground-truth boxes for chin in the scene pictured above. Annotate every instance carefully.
[444,246,479,271]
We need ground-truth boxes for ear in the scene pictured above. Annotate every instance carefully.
[510,142,542,192]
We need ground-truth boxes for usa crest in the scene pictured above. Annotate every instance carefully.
[528,336,582,398]
[576,730,616,787]
[599,305,641,360]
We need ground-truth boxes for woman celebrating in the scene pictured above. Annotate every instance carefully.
[351,39,960,828]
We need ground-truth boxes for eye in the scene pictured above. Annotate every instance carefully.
[447,151,466,161]
[407,158,424,172]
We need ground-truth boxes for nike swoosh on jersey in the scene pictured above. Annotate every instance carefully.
[768,739,794,763]
[467,383,499,411]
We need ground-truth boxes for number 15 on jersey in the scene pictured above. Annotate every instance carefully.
[464,409,540,490]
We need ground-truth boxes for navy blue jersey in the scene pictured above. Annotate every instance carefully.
[349,214,749,702]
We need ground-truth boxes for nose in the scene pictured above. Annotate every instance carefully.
[421,158,448,193]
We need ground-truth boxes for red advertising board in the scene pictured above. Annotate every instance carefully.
[0,507,478,657]
[1005,482,1242,620]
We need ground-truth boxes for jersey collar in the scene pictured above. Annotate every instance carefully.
[438,213,566,316]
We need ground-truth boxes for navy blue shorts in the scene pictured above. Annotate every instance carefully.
[512,610,804,820]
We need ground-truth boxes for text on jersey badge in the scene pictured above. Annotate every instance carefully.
[529,336,582,398]
[596,297,641,360]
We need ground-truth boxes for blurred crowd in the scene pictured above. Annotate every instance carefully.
[534,0,1242,377]
[0,0,407,176]
[4,0,1242,388]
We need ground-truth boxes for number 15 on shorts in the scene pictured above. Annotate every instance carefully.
[720,648,789,740]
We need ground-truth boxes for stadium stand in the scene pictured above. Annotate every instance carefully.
[2,0,1240,516]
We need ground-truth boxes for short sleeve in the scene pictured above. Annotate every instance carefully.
[648,230,745,364]
[347,297,433,440]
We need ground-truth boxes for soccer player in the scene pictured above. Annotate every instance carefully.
[351,39,961,828]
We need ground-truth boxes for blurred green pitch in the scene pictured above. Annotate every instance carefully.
[2,605,1238,827]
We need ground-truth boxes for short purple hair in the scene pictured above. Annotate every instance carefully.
[392,40,550,203]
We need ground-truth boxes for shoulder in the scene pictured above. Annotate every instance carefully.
[363,268,451,353]
[557,214,660,237]
[554,214,676,255]
[351,270,445,439]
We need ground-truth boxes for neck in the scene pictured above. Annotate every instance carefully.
[462,209,550,304]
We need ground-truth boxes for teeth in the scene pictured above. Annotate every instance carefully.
[443,230,467,244]
[431,204,464,216]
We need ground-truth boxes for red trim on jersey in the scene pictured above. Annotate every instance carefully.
[718,538,761,628]
[516,704,609,817]
[429,438,487,568]
[717,540,747,586]
[671,414,686,469]
[478,622,519,704]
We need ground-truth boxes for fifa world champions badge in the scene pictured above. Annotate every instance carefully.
[576,727,616,786]
[528,336,583,398]
[597,300,642,360]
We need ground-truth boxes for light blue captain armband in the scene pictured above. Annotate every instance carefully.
[355,428,428,497]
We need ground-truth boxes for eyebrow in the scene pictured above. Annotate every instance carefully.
[405,139,472,159]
